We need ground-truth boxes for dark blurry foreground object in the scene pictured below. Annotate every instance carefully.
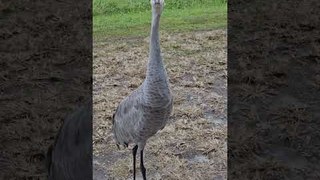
[47,101,92,180]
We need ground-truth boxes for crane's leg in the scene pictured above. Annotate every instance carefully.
[132,145,138,180]
[140,149,146,180]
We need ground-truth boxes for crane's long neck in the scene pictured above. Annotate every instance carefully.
[150,13,160,58]
[143,11,171,106]
[146,12,164,78]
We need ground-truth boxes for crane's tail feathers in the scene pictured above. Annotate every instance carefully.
[115,142,129,150]
[112,113,115,124]
[124,142,129,148]
[116,144,120,150]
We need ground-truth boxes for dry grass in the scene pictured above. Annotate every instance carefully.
[93,29,227,179]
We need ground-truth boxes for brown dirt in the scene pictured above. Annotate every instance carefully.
[93,29,227,180]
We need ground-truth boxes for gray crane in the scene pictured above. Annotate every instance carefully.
[47,100,92,180]
[112,0,173,179]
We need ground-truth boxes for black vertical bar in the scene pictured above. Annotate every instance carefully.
[228,0,320,179]
[0,0,92,179]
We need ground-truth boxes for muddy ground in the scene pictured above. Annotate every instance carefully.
[93,29,227,180]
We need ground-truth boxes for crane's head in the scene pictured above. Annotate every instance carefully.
[151,0,164,15]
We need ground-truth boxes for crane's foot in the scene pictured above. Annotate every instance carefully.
[132,145,138,180]
[140,149,147,180]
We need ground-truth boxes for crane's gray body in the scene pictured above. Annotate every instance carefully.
[112,0,172,151]
[113,83,172,150]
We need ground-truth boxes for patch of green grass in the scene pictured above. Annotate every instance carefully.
[93,0,227,15]
[93,0,227,40]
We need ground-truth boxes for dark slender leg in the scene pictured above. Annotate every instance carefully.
[140,149,146,180]
[132,145,138,180]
